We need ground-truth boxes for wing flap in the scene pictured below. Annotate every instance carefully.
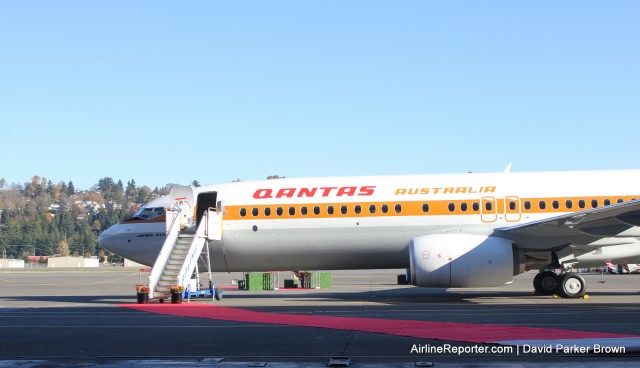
[496,200,640,250]
[615,211,640,226]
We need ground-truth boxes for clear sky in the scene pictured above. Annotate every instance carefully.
[1,2,639,190]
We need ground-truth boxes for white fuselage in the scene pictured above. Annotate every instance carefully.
[98,170,640,271]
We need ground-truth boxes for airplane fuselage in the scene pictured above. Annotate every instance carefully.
[99,170,640,274]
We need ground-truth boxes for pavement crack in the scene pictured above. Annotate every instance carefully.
[340,329,356,356]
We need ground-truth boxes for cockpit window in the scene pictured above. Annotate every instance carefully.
[131,207,165,220]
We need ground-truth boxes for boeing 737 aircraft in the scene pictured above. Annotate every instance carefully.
[98,169,640,298]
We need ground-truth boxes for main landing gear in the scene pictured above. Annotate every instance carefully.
[532,252,587,298]
[533,270,587,298]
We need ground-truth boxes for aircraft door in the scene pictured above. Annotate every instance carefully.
[480,197,497,223]
[196,192,218,227]
[169,186,195,228]
[504,196,521,222]
[206,207,223,241]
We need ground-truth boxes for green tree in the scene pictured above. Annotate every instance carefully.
[126,179,137,198]
[60,212,76,240]
[135,186,153,204]
[98,177,115,193]
[45,180,57,199]
[98,177,126,203]
[66,181,75,196]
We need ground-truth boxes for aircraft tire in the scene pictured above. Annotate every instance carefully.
[556,273,586,298]
[533,271,559,295]
[214,288,223,301]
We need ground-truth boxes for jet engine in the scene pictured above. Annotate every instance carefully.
[409,234,515,288]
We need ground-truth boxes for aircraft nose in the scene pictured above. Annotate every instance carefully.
[98,224,126,255]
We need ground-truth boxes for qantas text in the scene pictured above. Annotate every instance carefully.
[253,186,376,199]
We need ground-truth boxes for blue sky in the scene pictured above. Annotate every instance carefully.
[1,2,639,190]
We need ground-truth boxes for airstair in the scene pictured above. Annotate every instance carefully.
[148,186,222,301]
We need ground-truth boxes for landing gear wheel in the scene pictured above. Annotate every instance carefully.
[556,273,586,298]
[533,271,558,295]
[214,288,223,301]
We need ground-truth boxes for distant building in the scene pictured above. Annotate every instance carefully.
[47,256,99,268]
[26,256,48,263]
[0,259,24,268]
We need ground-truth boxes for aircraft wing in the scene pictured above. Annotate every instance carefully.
[494,200,640,251]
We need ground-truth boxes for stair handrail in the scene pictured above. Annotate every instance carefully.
[148,208,182,298]
[165,201,184,235]
[176,211,208,288]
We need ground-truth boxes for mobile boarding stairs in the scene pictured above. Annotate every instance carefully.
[148,195,223,302]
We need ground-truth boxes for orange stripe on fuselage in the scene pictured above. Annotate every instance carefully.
[223,195,640,221]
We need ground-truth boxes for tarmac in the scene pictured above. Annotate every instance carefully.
[1,267,639,367]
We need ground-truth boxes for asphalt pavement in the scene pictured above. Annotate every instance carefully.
[1,268,639,367]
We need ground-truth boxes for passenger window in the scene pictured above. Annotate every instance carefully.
[617,198,624,203]
[381,204,388,214]
[460,203,468,212]
[524,201,531,210]
[240,208,247,217]
[313,206,320,215]
[289,207,296,216]
[509,201,516,211]
[340,205,348,215]
[485,201,493,211]
[252,208,259,216]
[565,200,572,209]
[327,206,334,215]
[264,207,271,216]
[301,206,308,216]
[578,200,585,209]
[354,205,361,214]
[552,200,559,209]
[394,204,402,213]
[539,200,546,210]
[472,202,479,211]
[422,203,429,213]
[604,199,611,206]
[369,204,376,214]
[448,203,455,212]
[276,207,283,216]
[591,199,598,208]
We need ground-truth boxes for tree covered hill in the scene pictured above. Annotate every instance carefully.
[0,176,174,261]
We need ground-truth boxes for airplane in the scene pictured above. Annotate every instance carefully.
[98,169,640,298]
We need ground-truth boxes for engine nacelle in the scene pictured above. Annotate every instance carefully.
[409,234,514,288]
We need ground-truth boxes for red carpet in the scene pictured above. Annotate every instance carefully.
[120,303,635,344]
